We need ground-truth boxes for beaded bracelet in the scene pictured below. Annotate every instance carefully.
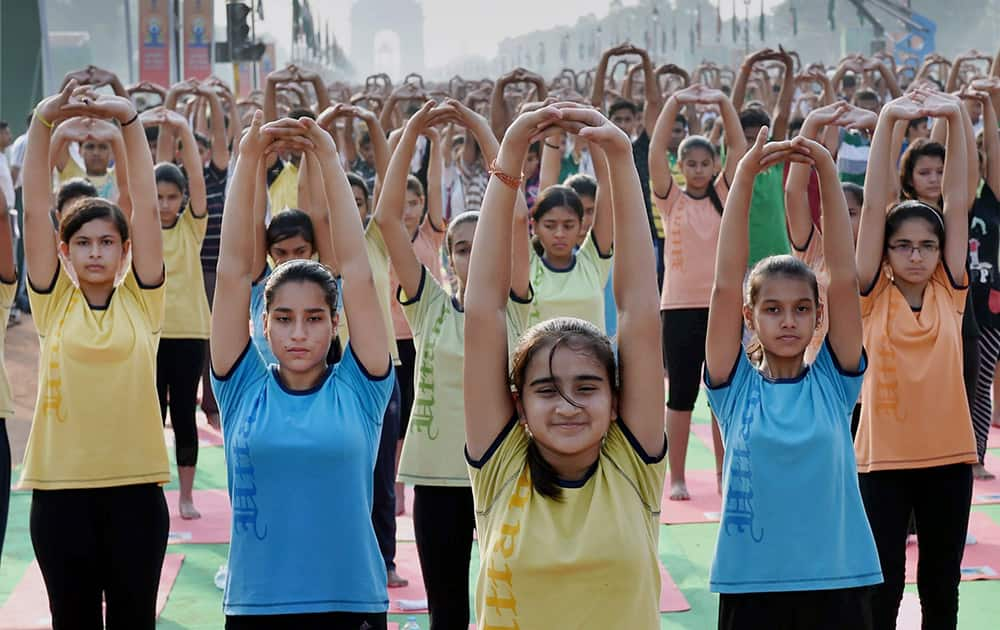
[488,159,523,190]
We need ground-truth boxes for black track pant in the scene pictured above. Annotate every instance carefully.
[858,464,973,630]
[718,585,874,630]
[157,337,205,467]
[30,484,169,630]
[0,418,9,558]
[413,485,475,630]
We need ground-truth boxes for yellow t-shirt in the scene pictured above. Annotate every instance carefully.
[162,209,211,339]
[529,232,613,332]
[469,419,666,628]
[21,266,170,489]
[268,162,299,213]
[57,160,117,202]
[0,280,16,419]
[397,268,531,486]
[856,264,977,472]
[337,221,400,364]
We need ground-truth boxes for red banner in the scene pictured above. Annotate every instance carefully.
[183,0,214,80]
[138,0,172,85]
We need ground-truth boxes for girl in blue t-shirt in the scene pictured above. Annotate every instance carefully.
[704,127,882,628]
[211,112,394,629]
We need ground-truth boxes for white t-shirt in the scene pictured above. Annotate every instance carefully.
[0,154,14,208]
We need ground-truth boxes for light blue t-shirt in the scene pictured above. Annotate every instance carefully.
[251,266,343,366]
[211,341,395,615]
[703,338,882,594]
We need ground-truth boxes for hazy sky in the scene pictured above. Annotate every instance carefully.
[234,0,787,69]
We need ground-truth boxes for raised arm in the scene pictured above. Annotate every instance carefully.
[373,103,432,299]
[857,95,921,288]
[164,110,207,218]
[212,113,279,373]
[465,104,560,458]
[425,126,445,231]
[250,158,268,277]
[978,87,1000,195]
[932,92,971,275]
[562,106,664,453]
[296,152,337,270]
[23,85,79,285]
[589,141,613,254]
[490,70,518,140]
[649,92,686,198]
[714,88,749,183]
[0,191,14,283]
[538,128,564,191]
[355,107,390,186]
[808,135,863,368]
[771,50,796,140]
[202,85,230,170]
[707,130,798,382]
[305,115,389,373]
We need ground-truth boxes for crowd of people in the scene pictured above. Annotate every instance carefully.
[1,39,999,629]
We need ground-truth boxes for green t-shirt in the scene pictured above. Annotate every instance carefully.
[748,163,790,266]
[397,267,532,486]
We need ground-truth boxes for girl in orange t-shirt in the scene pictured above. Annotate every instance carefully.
[650,84,747,501]
[854,88,977,630]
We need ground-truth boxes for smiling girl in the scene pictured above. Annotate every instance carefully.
[464,103,666,627]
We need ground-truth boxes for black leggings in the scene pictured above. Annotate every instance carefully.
[225,612,387,630]
[30,484,169,630]
[0,418,9,558]
[718,585,874,630]
[396,338,416,436]
[413,485,475,630]
[661,308,709,412]
[157,337,205,467]
[858,464,973,630]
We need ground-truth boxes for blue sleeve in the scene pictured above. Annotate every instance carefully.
[812,337,867,413]
[211,341,269,429]
[703,350,754,433]
[334,343,395,429]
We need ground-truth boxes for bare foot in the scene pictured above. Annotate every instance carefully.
[669,480,690,501]
[179,498,202,520]
[387,569,408,588]
[973,463,996,481]
[206,412,221,431]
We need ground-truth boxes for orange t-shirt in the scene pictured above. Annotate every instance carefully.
[390,219,446,339]
[791,226,830,364]
[655,176,728,310]
[855,264,977,472]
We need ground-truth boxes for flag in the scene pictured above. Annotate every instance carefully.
[828,0,836,31]
[325,20,331,64]
[672,20,677,51]
[292,0,301,42]
[256,0,263,21]
[696,6,702,46]
[759,0,765,41]
[791,2,798,36]
[717,3,722,43]
[689,21,695,54]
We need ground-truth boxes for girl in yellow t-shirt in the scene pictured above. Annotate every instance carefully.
[0,187,17,559]
[650,83,748,502]
[376,101,532,628]
[464,104,667,629]
[526,136,614,332]
[22,83,171,627]
[855,89,977,629]
[144,108,210,520]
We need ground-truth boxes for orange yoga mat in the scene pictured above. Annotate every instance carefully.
[387,543,690,614]
[0,554,183,630]
[904,512,1000,583]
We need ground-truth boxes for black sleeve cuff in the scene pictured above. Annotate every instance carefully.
[397,267,427,306]
[466,416,518,469]
[616,419,668,464]
[212,339,253,381]
[133,263,166,290]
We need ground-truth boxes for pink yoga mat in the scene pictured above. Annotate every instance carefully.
[990,424,1000,444]
[660,469,722,524]
[387,543,689,614]
[0,554,184,630]
[896,592,921,630]
[165,489,231,544]
[973,453,1000,505]
[904,512,1000,583]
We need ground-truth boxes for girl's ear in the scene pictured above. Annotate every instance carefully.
[741,303,755,331]
[58,240,70,259]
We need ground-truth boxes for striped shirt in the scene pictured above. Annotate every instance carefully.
[200,161,228,272]
[837,129,870,186]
